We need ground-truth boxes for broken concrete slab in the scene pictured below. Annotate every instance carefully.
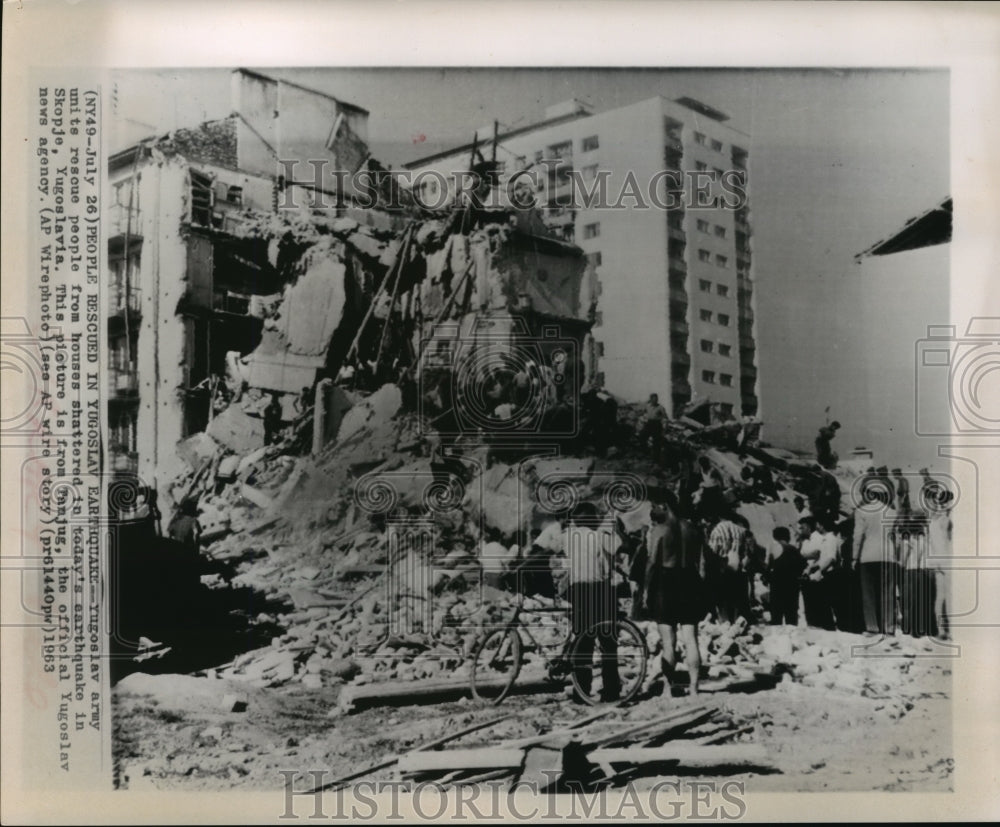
[207,405,265,454]
[336,383,402,444]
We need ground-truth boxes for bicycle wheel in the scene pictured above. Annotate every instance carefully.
[569,619,648,706]
[470,627,522,704]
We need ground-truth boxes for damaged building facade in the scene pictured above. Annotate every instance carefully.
[106,69,595,514]
[105,69,370,484]
[405,95,761,420]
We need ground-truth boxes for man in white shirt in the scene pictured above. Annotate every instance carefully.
[799,516,838,630]
[565,502,620,702]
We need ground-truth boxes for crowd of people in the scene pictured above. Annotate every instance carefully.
[503,434,954,700]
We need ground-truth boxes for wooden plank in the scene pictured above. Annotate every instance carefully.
[587,703,716,748]
[339,675,552,713]
[398,748,524,774]
[587,743,772,769]
[692,725,755,746]
[494,708,617,750]
[311,714,512,792]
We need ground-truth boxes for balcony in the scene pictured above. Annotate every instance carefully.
[670,319,689,337]
[671,350,691,367]
[741,363,758,379]
[739,333,756,350]
[672,379,693,397]
[108,286,141,319]
[668,226,686,244]
[109,445,138,474]
[669,287,689,304]
[107,203,143,248]
[109,365,139,397]
[665,136,683,154]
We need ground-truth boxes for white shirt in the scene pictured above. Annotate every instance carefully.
[801,530,839,578]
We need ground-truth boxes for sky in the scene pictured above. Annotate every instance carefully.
[111,67,950,469]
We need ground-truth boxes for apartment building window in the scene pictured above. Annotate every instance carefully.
[595,341,606,357]
[699,279,712,293]
[696,218,710,233]
[547,140,573,160]
[668,213,685,231]
[694,161,708,172]
[699,309,713,322]
[702,370,716,384]
[700,339,714,353]
[715,254,729,268]
[718,313,730,326]
[714,225,727,239]
[718,343,732,357]
[719,402,734,418]
[716,284,730,298]
[582,135,600,151]
[694,131,707,146]
[583,222,601,239]
[594,311,604,326]
[720,373,733,387]
[698,249,711,263]
[586,251,602,267]
[710,139,724,152]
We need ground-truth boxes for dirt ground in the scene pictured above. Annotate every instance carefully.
[112,633,952,794]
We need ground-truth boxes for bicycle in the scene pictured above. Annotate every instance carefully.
[469,592,648,706]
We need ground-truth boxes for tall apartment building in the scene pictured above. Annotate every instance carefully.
[404,96,760,418]
[106,69,369,485]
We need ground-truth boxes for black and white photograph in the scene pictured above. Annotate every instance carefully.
[2,2,999,823]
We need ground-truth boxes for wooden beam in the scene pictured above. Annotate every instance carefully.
[398,748,523,774]
[311,714,513,792]
[339,675,553,713]
[587,743,772,769]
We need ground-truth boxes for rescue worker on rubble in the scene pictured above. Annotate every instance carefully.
[263,393,283,446]
[815,420,841,469]
[638,393,668,463]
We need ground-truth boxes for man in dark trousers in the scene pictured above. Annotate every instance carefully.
[815,421,841,469]
[766,526,804,625]
[641,493,706,697]
[566,502,621,703]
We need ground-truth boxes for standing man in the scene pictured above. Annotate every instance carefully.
[639,393,668,463]
[892,468,912,514]
[815,420,841,469]
[852,488,899,635]
[809,464,842,530]
[927,490,953,639]
[641,494,706,697]
[708,512,752,623]
[766,526,804,626]
[799,516,838,630]
[263,392,283,446]
[566,502,621,703]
